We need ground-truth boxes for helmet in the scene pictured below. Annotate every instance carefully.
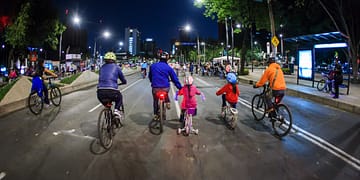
[226,73,237,84]
[184,76,193,85]
[157,49,169,60]
[104,52,116,61]
[267,57,275,64]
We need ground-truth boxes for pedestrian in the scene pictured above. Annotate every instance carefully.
[189,62,194,76]
[333,60,343,99]
[9,69,17,82]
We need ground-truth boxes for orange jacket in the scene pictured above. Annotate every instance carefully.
[256,63,286,90]
[216,83,240,104]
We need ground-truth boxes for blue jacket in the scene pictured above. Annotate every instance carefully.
[141,62,148,69]
[98,63,127,90]
[149,61,182,89]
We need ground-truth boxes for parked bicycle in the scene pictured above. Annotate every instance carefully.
[251,84,292,137]
[221,101,239,130]
[177,108,199,136]
[97,100,125,149]
[149,91,167,135]
[28,77,62,115]
[317,72,334,94]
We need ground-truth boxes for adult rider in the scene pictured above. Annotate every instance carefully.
[97,51,127,117]
[149,49,182,120]
[253,57,286,117]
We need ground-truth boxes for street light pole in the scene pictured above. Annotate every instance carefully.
[197,35,200,66]
[59,32,62,61]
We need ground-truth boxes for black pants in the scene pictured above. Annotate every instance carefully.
[97,89,123,110]
[222,94,236,108]
[334,82,339,98]
[152,87,170,115]
[266,90,285,109]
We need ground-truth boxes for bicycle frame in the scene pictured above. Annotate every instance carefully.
[178,108,198,135]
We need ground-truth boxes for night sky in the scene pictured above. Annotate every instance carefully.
[52,0,218,52]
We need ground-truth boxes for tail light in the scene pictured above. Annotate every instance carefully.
[156,91,167,100]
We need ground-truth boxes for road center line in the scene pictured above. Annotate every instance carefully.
[88,79,143,112]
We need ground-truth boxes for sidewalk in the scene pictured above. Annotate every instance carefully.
[237,68,360,115]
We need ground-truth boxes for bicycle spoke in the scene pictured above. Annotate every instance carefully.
[272,104,293,137]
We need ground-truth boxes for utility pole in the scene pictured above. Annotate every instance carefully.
[267,0,277,58]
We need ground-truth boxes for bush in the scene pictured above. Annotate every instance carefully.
[282,68,291,75]
[238,68,249,75]
[60,73,82,84]
[0,79,18,102]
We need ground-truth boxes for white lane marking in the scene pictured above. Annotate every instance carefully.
[237,96,360,171]
[88,79,143,112]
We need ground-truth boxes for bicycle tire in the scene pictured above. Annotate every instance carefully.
[230,115,237,129]
[149,120,162,135]
[159,101,164,133]
[50,87,62,106]
[251,94,266,121]
[272,104,293,137]
[317,79,326,91]
[28,91,43,115]
[98,108,113,149]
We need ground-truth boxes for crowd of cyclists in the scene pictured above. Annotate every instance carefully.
[94,48,287,130]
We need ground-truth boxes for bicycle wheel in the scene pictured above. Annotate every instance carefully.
[28,91,43,115]
[184,113,190,136]
[159,101,164,133]
[251,94,266,121]
[317,79,326,91]
[50,87,62,106]
[98,109,113,149]
[230,115,237,129]
[272,104,293,137]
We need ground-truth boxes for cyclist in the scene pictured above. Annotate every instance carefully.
[216,73,240,114]
[97,51,127,117]
[141,60,148,77]
[32,58,58,107]
[149,49,182,120]
[175,76,205,127]
[253,57,286,116]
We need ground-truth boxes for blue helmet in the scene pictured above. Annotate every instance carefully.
[226,73,237,84]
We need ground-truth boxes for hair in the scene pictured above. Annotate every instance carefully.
[232,83,237,94]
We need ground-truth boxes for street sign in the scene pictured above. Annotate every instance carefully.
[271,36,279,47]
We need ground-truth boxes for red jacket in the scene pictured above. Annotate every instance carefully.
[216,83,240,104]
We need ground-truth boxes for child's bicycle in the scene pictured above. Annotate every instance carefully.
[149,90,168,135]
[177,108,199,136]
[97,100,125,149]
[28,76,62,115]
[251,84,292,137]
[221,102,239,130]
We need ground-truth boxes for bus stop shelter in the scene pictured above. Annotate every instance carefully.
[284,31,351,95]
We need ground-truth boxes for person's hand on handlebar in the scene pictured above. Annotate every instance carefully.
[253,84,257,88]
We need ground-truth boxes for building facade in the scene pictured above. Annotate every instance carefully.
[124,27,140,56]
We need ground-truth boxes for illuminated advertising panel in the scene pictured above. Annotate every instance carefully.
[298,49,313,79]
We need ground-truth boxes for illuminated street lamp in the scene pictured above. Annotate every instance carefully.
[93,30,111,62]
[59,15,80,61]
[184,24,200,66]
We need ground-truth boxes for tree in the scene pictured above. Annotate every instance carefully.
[308,0,360,81]
[4,0,66,67]
[5,2,31,67]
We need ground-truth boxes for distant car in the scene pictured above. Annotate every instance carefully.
[316,63,329,72]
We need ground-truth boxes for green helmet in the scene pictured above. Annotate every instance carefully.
[104,52,116,61]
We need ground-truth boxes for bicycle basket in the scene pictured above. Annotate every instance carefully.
[229,108,238,115]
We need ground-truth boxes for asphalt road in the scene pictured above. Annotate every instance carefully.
[0,73,359,180]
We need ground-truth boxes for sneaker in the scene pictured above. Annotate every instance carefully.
[153,114,160,121]
[114,109,121,117]
[45,103,51,108]
[166,103,171,110]
[266,107,274,113]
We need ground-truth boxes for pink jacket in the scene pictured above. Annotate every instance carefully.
[178,85,201,109]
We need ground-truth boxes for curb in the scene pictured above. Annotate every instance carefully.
[0,70,139,117]
[237,76,360,115]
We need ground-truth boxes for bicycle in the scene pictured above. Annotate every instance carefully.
[97,100,125,149]
[149,90,167,135]
[251,85,292,137]
[221,102,239,130]
[141,69,146,79]
[317,72,334,94]
[28,76,62,115]
[177,108,199,136]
